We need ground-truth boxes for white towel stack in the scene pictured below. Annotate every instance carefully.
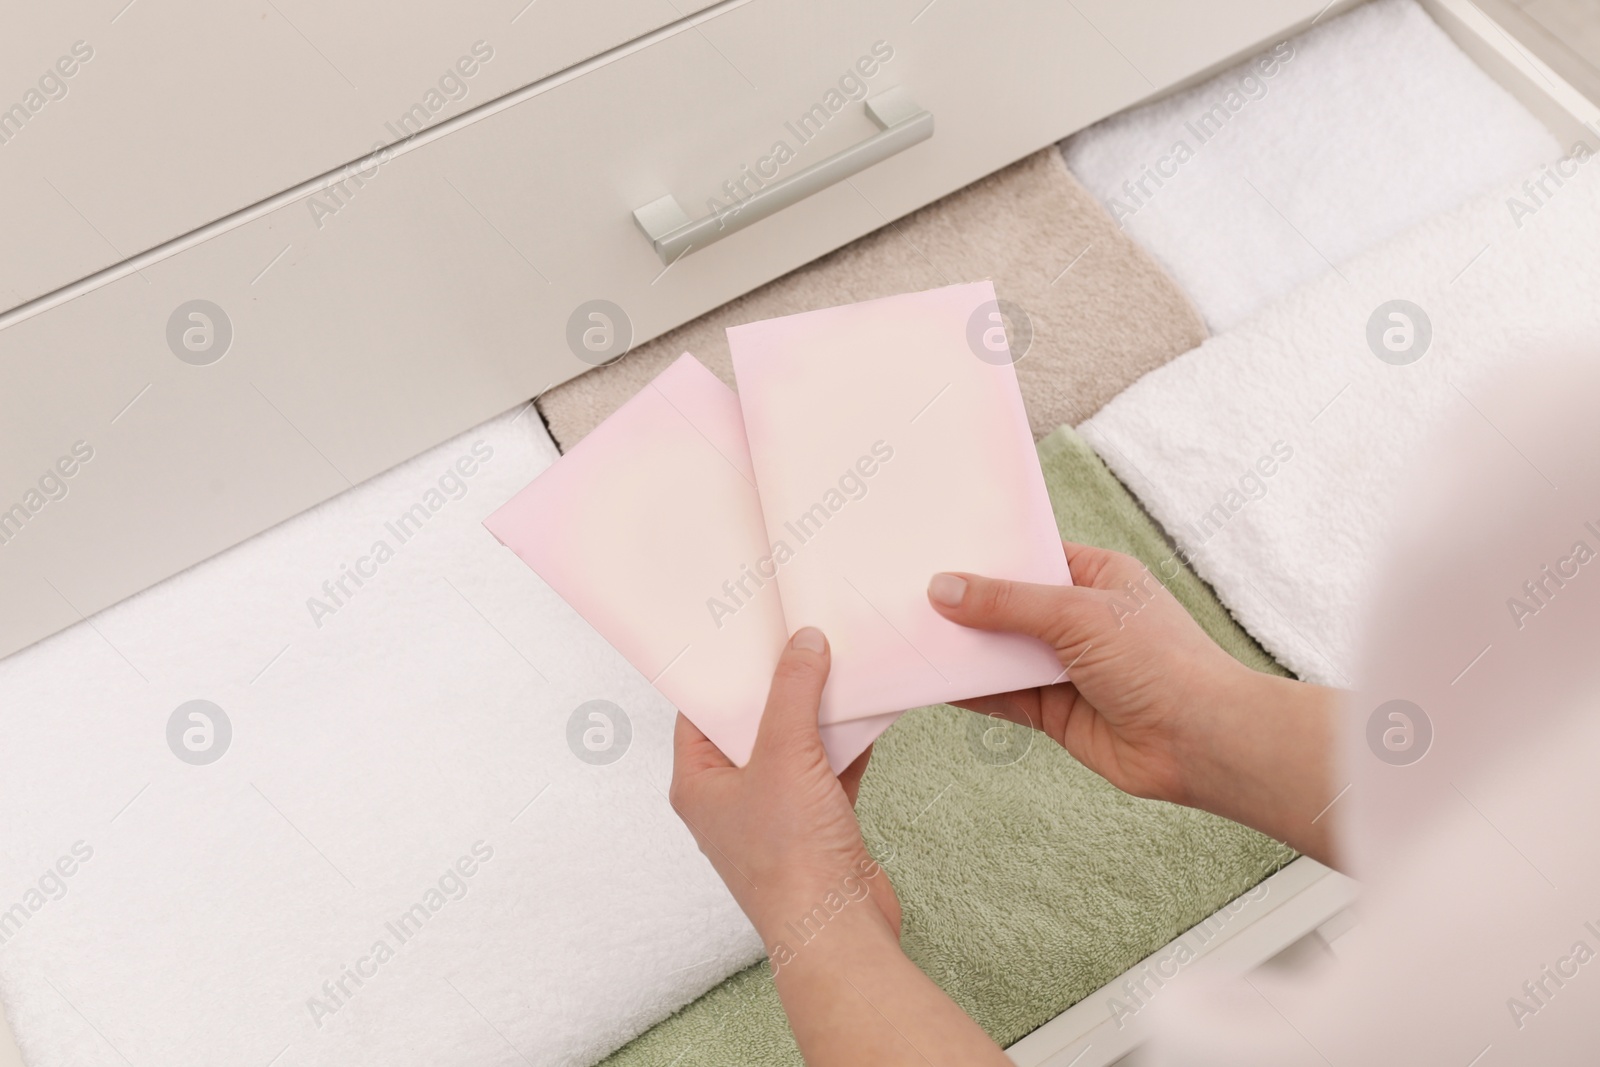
[1080,157,1600,685]
[0,408,761,1066]
[1062,0,1562,331]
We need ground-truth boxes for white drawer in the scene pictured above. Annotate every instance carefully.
[0,0,1434,658]
[0,0,719,313]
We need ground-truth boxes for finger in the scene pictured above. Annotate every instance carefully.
[927,568,1110,649]
[752,627,832,762]
[838,744,873,806]
[672,711,732,781]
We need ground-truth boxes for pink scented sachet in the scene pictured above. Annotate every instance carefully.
[484,354,897,770]
[727,281,1070,725]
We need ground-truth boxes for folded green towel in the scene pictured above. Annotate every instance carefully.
[599,425,1295,1066]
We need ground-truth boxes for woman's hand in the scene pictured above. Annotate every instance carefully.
[669,627,1012,1066]
[926,541,1244,805]
[669,626,900,945]
[929,541,1342,865]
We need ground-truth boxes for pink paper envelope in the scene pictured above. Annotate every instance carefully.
[483,353,897,771]
[728,281,1072,726]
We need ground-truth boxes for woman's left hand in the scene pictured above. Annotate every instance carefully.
[668,626,900,946]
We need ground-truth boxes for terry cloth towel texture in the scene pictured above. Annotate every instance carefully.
[537,148,1207,448]
[1060,0,1561,333]
[1079,156,1600,688]
[597,425,1295,1067]
[0,408,769,1067]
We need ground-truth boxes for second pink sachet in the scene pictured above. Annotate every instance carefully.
[727,281,1071,726]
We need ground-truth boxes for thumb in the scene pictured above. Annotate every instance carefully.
[927,571,1107,649]
[752,627,832,762]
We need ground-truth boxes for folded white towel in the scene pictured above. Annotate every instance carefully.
[1061,0,1562,332]
[0,408,759,1066]
[1079,154,1600,685]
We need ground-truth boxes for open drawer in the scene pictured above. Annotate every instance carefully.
[0,0,1595,1064]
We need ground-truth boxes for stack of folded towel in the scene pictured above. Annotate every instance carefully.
[1062,0,1561,331]
[1080,155,1600,685]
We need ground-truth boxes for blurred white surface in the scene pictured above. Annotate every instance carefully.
[1141,353,1600,1064]
[0,1013,20,1067]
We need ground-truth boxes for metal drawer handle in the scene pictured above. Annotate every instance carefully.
[632,87,933,265]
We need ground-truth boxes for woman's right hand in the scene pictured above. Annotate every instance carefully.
[928,541,1342,865]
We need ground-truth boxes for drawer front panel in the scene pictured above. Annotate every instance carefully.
[0,0,1332,659]
[0,0,720,314]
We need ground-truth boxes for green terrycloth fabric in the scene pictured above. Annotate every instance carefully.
[599,425,1295,1066]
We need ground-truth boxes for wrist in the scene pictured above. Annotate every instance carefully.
[758,883,901,977]
[1158,658,1269,809]
[1170,666,1343,863]
[748,855,897,956]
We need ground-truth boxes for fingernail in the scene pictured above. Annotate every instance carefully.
[928,573,967,608]
[790,626,826,653]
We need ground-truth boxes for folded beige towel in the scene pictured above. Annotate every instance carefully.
[538,149,1206,448]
